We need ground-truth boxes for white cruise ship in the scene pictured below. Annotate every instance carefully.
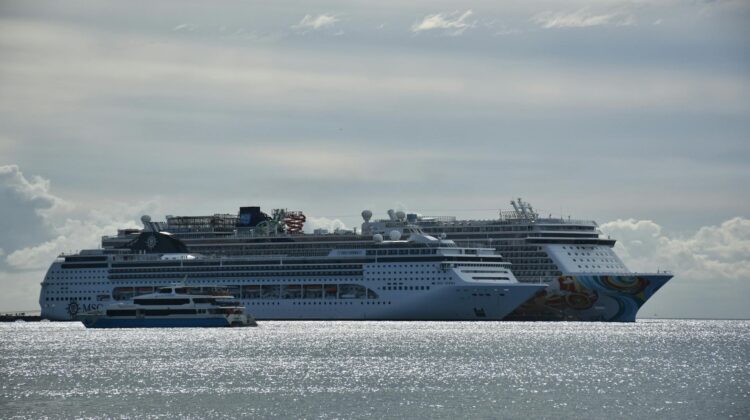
[40,225,545,321]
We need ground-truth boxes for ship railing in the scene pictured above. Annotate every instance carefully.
[532,217,598,226]
[428,216,598,226]
[559,270,674,276]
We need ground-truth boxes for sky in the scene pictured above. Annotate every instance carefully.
[0,0,748,318]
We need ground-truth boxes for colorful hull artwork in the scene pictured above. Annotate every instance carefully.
[504,274,673,322]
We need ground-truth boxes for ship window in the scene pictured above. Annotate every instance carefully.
[134,298,190,305]
[143,309,197,316]
[106,309,136,317]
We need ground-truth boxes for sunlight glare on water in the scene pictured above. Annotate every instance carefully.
[1,320,748,419]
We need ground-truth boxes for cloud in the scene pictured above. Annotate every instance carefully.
[292,14,340,31]
[601,217,750,278]
[532,8,636,29]
[6,218,125,271]
[412,10,475,35]
[172,23,197,32]
[0,164,159,272]
[303,216,348,234]
[601,217,750,318]
[1,16,747,141]
[0,164,66,253]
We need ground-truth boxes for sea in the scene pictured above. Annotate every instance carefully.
[1,320,748,419]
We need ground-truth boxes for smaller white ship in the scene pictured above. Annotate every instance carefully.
[78,285,257,328]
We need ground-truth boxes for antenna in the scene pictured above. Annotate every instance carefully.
[517,197,527,218]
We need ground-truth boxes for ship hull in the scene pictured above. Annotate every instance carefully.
[504,273,673,322]
[244,283,545,321]
[81,316,231,328]
[43,283,546,322]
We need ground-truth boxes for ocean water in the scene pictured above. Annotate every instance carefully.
[0,320,748,419]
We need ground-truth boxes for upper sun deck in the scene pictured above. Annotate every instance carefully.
[101,199,608,256]
[364,198,599,233]
[73,229,501,264]
[416,210,598,229]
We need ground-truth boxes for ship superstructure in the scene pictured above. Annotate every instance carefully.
[40,227,545,321]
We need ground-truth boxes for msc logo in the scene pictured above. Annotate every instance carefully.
[67,301,79,317]
[66,301,103,318]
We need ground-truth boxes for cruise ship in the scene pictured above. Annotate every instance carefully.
[364,199,673,322]
[39,222,545,321]
[94,200,673,322]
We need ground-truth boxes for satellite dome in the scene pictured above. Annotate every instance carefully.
[389,230,402,241]
[361,210,373,222]
[395,211,406,221]
[373,233,384,243]
[141,215,151,224]
[439,232,447,239]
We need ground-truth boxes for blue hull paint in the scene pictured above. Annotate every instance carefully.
[83,317,230,328]
[506,273,673,322]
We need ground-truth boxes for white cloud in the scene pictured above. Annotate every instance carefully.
[292,14,340,31]
[412,10,475,35]
[532,8,635,29]
[303,216,348,234]
[0,165,158,272]
[0,164,67,253]
[7,219,123,271]
[601,217,750,318]
[172,23,197,32]
[601,217,750,278]
[0,164,65,212]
